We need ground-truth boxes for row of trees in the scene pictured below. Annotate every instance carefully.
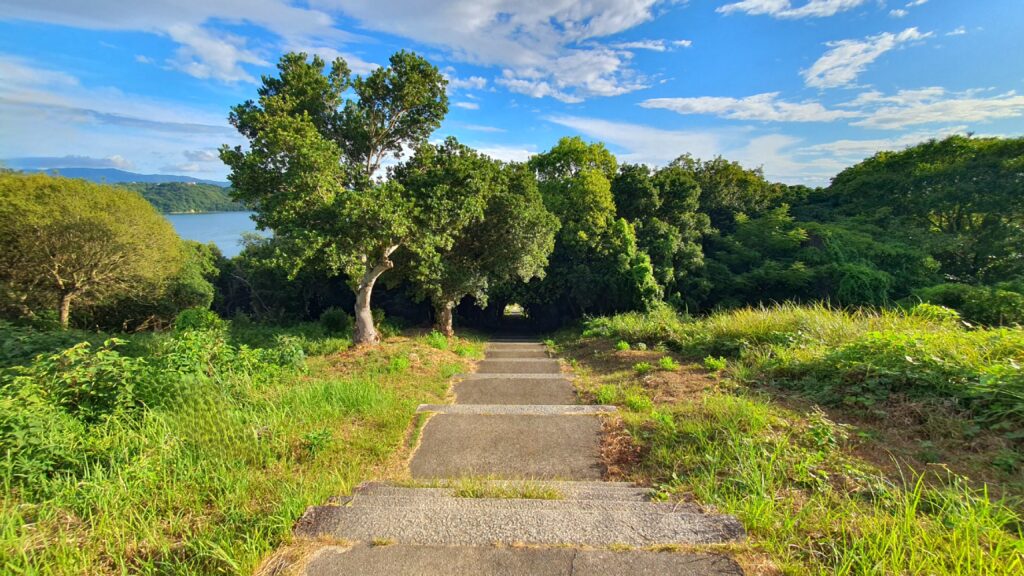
[3,50,1021,336]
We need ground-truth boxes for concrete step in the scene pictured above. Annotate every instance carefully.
[453,376,577,405]
[486,349,550,359]
[487,342,547,352]
[477,359,561,374]
[410,414,603,480]
[416,404,615,416]
[353,481,655,502]
[458,373,570,380]
[295,502,745,547]
[343,494,701,514]
[302,543,743,575]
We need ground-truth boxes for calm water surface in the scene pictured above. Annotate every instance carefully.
[164,211,263,258]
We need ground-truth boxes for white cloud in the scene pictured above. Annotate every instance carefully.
[473,144,537,163]
[906,0,928,7]
[0,0,353,83]
[282,44,378,75]
[889,9,907,18]
[447,75,488,91]
[316,0,669,101]
[799,126,968,162]
[183,149,220,162]
[454,101,480,110]
[134,54,153,64]
[803,27,933,89]
[544,114,839,183]
[850,88,1024,129]
[640,92,859,122]
[947,26,967,36]
[165,24,269,83]
[460,124,506,133]
[717,0,868,19]
[0,54,238,178]
[609,39,692,52]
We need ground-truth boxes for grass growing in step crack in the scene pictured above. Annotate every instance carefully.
[449,478,563,500]
[0,321,483,575]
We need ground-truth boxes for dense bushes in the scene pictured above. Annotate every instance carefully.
[0,316,303,494]
[912,282,1024,326]
[584,303,1024,434]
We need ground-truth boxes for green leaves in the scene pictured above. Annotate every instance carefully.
[223,51,450,343]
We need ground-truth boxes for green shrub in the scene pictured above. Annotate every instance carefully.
[424,330,449,350]
[704,356,728,372]
[615,340,630,351]
[633,362,653,375]
[624,390,653,412]
[635,342,648,351]
[913,283,1024,326]
[319,307,353,334]
[386,355,411,374]
[594,384,619,405]
[909,302,961,323]
[658,356,680,371]
[173,307,225,332]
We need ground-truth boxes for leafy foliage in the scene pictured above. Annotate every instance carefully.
[0,173,185,327]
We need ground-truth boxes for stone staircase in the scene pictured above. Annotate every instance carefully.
[291,340,745,575]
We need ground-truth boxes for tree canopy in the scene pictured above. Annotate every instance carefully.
[0,173,184,327]
[222,51,451,344]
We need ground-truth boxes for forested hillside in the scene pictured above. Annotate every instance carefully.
[122,181,245,213]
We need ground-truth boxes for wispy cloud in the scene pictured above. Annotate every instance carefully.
[454,101,480,110]
[640,92,859,122]
[718,0,869,19]
[803,27,932,88]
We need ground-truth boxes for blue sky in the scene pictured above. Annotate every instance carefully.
[1,0,1022,185]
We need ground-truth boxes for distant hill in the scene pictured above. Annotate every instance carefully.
[26,167,229,187]
[121,182,245,213]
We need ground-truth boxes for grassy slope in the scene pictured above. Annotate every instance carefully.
[556,304,1023,575]
[0,322,483,574]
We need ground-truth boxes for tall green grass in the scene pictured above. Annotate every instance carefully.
[0,319,473,574]
[570,302,1024,574]
[586,302,1024,431]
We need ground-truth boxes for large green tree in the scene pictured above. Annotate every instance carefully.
[0,173,183,327]
[395,142,558,334]
[611,164,710,305]
[222,51,449,344]
[824,135,1024,283]
[523,137,660,323]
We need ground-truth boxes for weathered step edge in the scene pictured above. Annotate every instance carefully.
[340,494,703,514]
[295,505,746,547]
[456,373,572,380]
[416,404,615,415]
[354,481,655,502]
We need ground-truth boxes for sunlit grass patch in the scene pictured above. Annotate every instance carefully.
[0,321,480,574]
[562,304,1024,575]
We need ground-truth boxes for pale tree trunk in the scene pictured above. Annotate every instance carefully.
[352,249,397,345]
[434,300,455,337]
[58,292,74,329]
